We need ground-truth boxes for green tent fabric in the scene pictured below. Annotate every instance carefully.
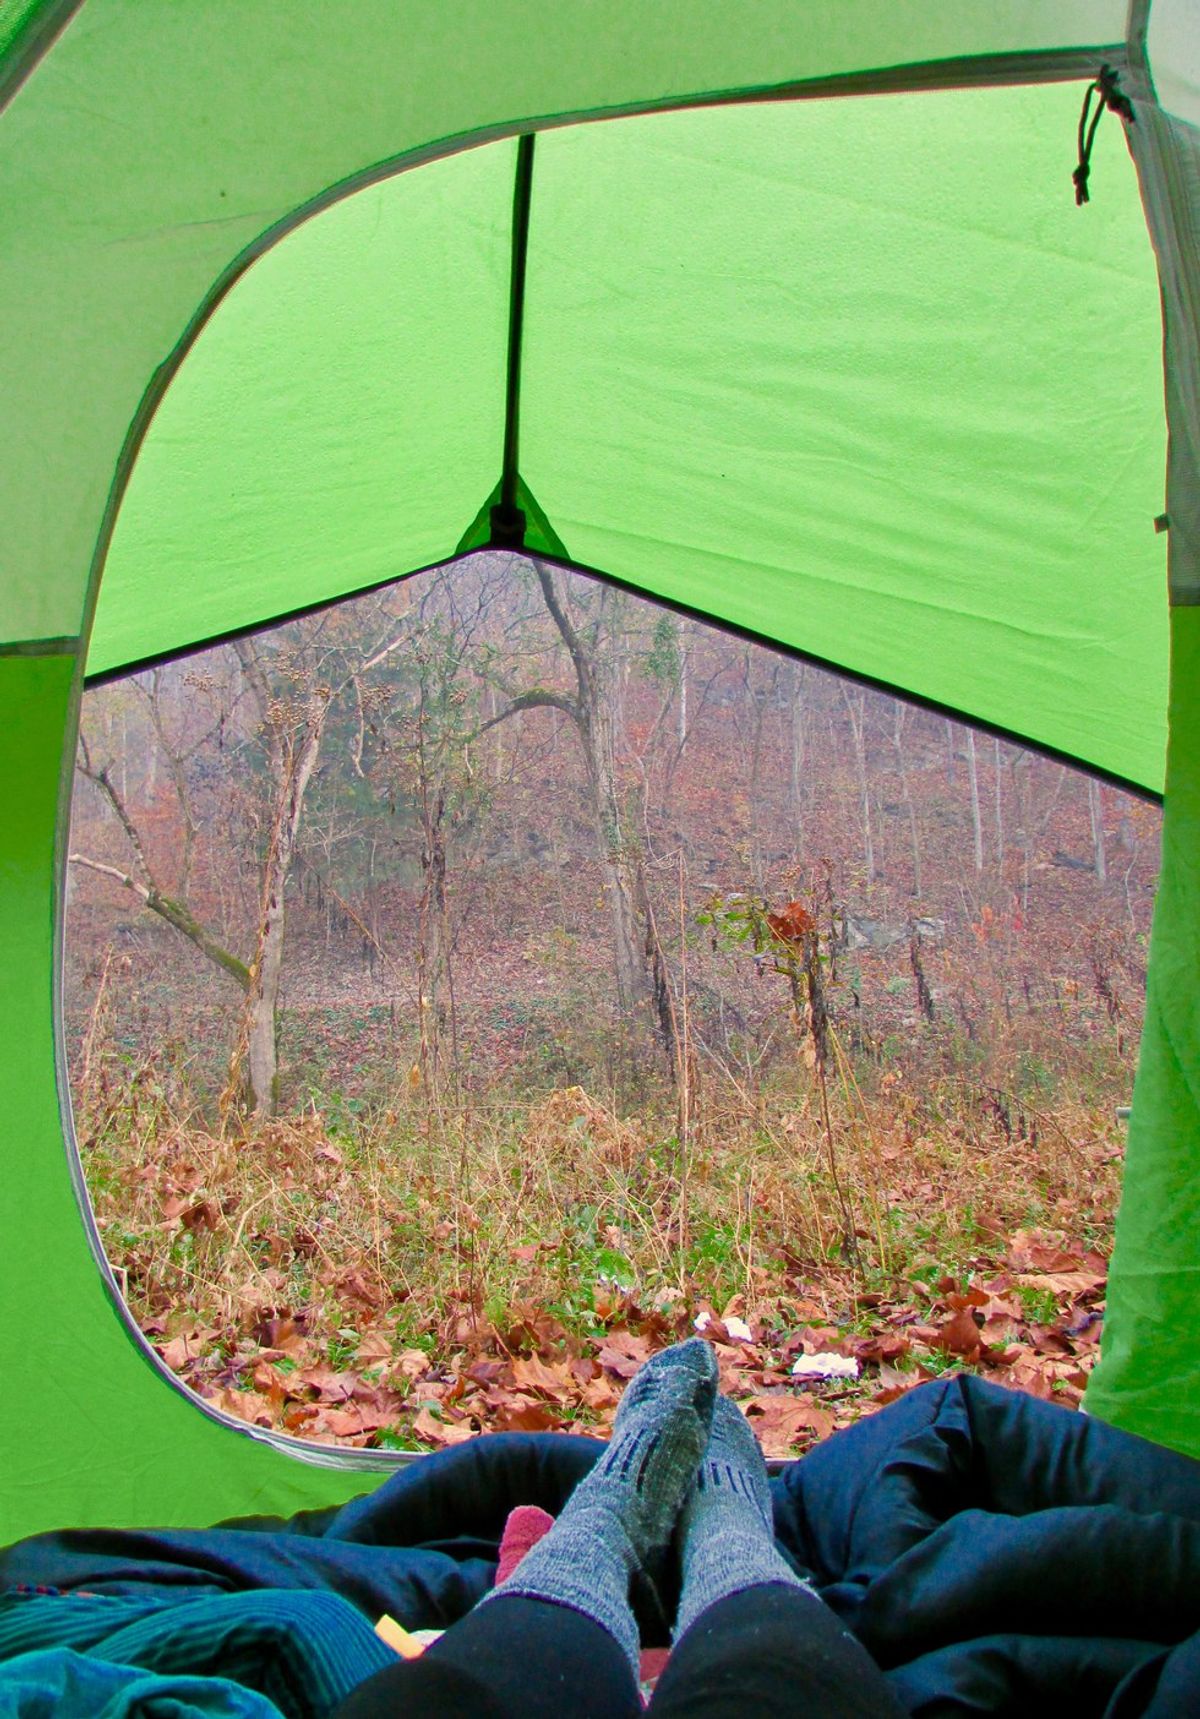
[89,85,1167,790]
[1,1,1198,1542]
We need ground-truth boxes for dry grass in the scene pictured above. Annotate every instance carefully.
[74,1010,1126,1453]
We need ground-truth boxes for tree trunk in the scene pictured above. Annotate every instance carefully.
[785,660,806,859]
[842,687,875,885]
[583,655,654,1026]
[479,564,672,1069]
[534,564,666,1060]
[677,642,688,751]
[1089,776,1108,884]
[965,729,984,874]
[891,700,922,896]
[416,785,454,1102]
[67,855,252,991]
[235,690,330,1116]
[746,656,769,894]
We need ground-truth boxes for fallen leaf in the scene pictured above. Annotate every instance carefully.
[156,1331,206,1371]
[937,1308,984,1358]
[206,1385,275,1427]
[295,1364,357,1402]
[850,1333,910,1364]
[494,1398,564,1432]
[320,1403,398,1437]
[394,1348,434,1381]
[512,1353,574,1398]
[180,1198,222,1235]
[596,1331,651,1378]
[741,1393,835,1454]
[356,1330,394,1363]
[1063,1308,1104,1341]
[252,1315,310,1356]
[247,1357,282,1389]
[1015,1270,1106,1298]
[1028,1325,1075,1356]
[412,1406,475,1447]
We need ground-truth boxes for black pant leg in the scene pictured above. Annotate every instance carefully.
[333,1593,642,1719]
[648,1583,907,1719]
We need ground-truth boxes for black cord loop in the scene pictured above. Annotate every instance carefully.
[1074,65,1136,206]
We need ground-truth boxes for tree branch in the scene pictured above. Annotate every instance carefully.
[476,687,580,736]
[76,754,155,891]
[68,854,251,990]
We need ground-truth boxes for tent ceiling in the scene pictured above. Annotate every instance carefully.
[87,83,1167,792]
[0,1,1133,650]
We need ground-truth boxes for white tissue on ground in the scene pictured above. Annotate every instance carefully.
[693,1310,754,1343]
[791,1352,860,1380]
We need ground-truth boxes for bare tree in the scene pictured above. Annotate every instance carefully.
[1011,751,1068,916]
[783,659,807,859]
[372,570,501,1104]
[891,699,923,896]
[841,686,876,885]
[222,639,333,1116]
[72,733,253,992]
[482,561,673,1065]
[71,614,412,1116]
[1088,777,1108,884]
[965,728,984,875]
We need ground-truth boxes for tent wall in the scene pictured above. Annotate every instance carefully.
[0,2,1197,1540]
[1089,607,1200,1452]
[0,649,373,1545]
[1082,73,1200,1449]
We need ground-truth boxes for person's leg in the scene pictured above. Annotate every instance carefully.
[649,1397,906,1719]
[336,1337,719,1719]
[649,1585,906,1719]
[482,1336,718,1676]
[334,1594,640,1719]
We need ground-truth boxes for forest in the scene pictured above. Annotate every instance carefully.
[64,552,1159,1455]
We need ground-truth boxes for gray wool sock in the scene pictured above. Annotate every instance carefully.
[483,1337,718,1676]
[673,1394,813,1643]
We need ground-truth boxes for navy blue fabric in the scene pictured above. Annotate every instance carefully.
[0,1434,602,1624]
[770,1377,1200,1712]
[6,1384,1200,1712]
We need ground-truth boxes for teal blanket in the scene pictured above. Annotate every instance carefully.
[0,1589,394,1718]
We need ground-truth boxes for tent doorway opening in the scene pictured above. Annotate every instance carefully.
[65,552,1157,1456]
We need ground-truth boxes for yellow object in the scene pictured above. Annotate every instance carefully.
[374,1614,426,1659]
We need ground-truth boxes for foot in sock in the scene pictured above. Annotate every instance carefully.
[482,1337,719,1674]
[674,1393,811,1643]
[592,1334,720,1566]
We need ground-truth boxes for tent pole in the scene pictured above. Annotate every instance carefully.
[490,133,536,552]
